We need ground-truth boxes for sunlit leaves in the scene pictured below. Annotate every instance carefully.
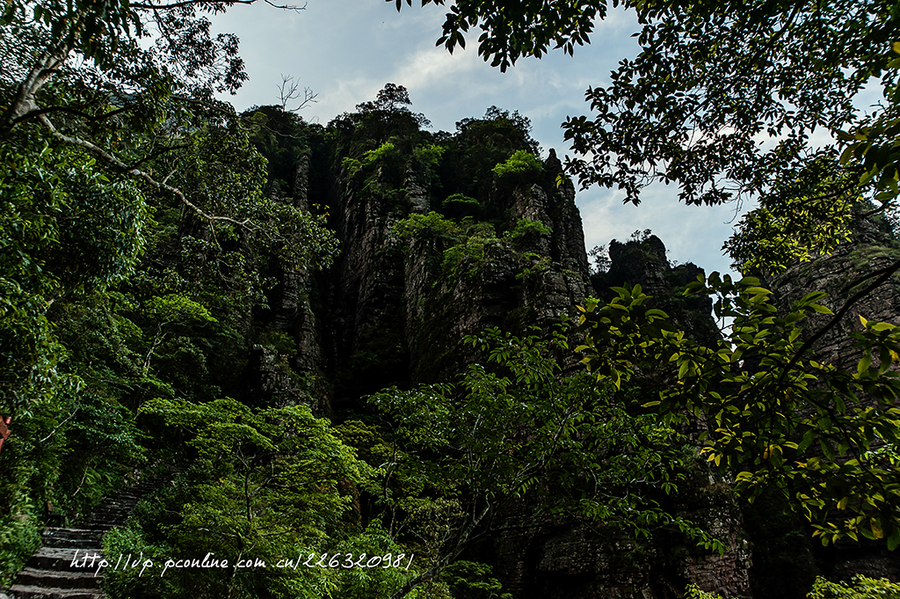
[132,397,377,598]
[406,0,900,277]
[577,278,900,545]
[0,132,147,408]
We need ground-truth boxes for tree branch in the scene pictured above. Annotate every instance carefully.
[133,0,255,9]
[131,0,306,11]
[39,409,79,444]
[12,104,133,126]
[38,114,252,229]
[388,502,492,599]
[128,143,191,170]
[2,47,69,131]
[840,255,900,295]
[264,0,307,10]
[778,255,900,388]
[277,74,317,113]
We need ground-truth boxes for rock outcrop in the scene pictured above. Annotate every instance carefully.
[481,233,752,599]
[241,106,900,599]
[238,105,762,599]
[315,134,590,405]
[768,209,900,370]
[746,209,900,597]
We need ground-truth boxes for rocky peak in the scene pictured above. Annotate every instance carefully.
[241,102,759,599]
[597,233,719,345]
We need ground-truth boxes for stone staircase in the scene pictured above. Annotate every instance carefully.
[6,479,161,599]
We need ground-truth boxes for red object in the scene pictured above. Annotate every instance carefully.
[0,415,11,454]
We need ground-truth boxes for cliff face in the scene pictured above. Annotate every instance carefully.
[241,103,762,599]
[281,109,594,409]
[598,233,719,345]
[236,100,900,599]
[768,209,900,370]
[502,234,751,599]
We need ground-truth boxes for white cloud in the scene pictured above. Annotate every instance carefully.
[577,183,749,277]
[392,45,482,96]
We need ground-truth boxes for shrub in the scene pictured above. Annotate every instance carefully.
[807,575,900,599]
[505,218,551,249]
[393,212,461,240]
[442,194,481,219]
[362,141,398,165]
[492,150,542,179]
[684,586,729,599]
[413,143,445,168]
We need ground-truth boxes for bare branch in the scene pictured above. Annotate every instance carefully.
[132,0,254,9]
[264,0,306,10]
[2,48,69,131]
[277,75,317,113]
[388,502,492,599]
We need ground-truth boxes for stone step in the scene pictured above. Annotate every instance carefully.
[85,509,132,517]
[7,584,103,599]
[14,569,103,590]
[83,515,129,525]
[87,504,134,512]
[5,469,179,599]
[83,516,130,527]
[41,530,103,549]
[26,549,106,573]
[86,505,134,515]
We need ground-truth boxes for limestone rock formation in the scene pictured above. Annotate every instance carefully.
[242,104,900,599]
[487,233,753,599]
[768,209,900,370]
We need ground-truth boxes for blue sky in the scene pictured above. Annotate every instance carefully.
[212,0,749,276]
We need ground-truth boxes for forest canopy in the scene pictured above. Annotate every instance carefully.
[394,0,900,556]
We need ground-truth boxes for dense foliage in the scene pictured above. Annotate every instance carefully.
[3,0,900,596]
[404,0,900,559]
[0,0,336,586]
[366,327,716,598]
[577,280,900,546]
[687,574,900,599]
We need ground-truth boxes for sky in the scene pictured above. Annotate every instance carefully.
[211,0,751,277]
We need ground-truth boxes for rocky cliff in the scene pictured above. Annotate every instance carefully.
[241,100,759,599]
[242,99,900,599]
[249,104,591,414]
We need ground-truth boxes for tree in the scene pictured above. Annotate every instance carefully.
[0,0,337,580]
[0,0,336,410]
[576,282,900,547]
[443,106,540,203]
[398,0,900,550]
[366,327,720,598]
[355,83,431,129]
[356,83,414,113]
[396,0,900,273]
[104,397,380,599]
